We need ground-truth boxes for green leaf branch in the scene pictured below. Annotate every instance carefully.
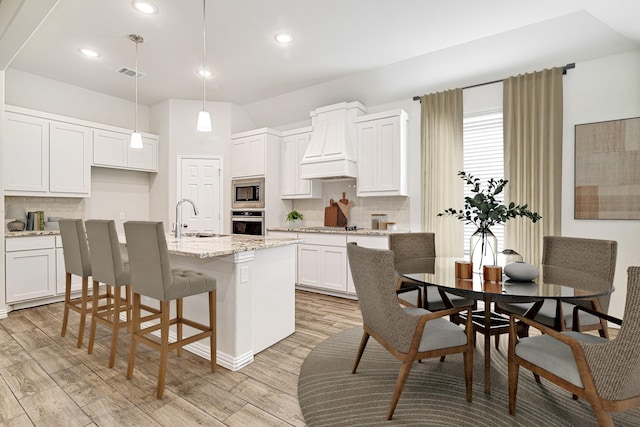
[438,171,541,228]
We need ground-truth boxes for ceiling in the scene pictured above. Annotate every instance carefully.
[2,0,640,111]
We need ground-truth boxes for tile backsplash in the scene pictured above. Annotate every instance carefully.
[4,196,85,223]
[291,180,410,230]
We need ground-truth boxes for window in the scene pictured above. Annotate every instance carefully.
[462,109,504,255]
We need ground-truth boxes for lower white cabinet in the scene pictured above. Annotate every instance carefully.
[297,233,347,293]
[5,236,84,305]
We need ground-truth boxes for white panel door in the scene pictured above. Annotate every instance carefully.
[5,249,56,303]
[179,157,222,233]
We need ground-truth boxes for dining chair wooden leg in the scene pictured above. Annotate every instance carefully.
[157,300,170,399]
[127,293,141,380]
[76,276,90,348]
[61,273,72,337]
[87,280,101,354]
[352,332,370,374]
[534,373,541,383]
[209,290,217,372]
[387,358,414,420]
[508,361,519,415]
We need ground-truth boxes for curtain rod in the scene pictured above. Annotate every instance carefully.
[412,63,575,101]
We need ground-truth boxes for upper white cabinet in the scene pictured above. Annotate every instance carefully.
[93,129,158,172]
[231,128,284,178]
[355,109,408,197]
[4,111,91,197]
[280,127,322,199]
[231,129,272,178]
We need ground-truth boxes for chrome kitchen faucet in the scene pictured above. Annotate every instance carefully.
[175,198,199,239]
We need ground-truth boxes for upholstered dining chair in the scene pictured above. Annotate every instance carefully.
[508,266,640,427]
[123,221,217,398]
[346,242,473,420]
[59,218,92,348]
[389,232,475,310]
[85,219,132,368]
[497,236,617,337]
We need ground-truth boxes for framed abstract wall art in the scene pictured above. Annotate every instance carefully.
[575,116,640,219]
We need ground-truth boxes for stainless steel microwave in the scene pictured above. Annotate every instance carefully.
[232,178,265,209]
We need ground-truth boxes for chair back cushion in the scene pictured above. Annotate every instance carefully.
[542,236,617,312]
[582,266,640,401]
[59,219,92,277]
[85,220,129,286]
[347,242,420,353]
[123,221,172,300]
[389,233,436,260]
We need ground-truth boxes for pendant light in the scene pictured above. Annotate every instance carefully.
[196,0,212,132]
[129,34,144,148]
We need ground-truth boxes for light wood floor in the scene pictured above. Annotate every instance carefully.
[0,291,362,427]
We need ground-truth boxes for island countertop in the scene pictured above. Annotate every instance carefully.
[267,226,409,236]
[118,233,301,259]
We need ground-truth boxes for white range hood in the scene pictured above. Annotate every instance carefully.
[299,101,367,180]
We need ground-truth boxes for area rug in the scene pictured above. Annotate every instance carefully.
[298,327,640,427]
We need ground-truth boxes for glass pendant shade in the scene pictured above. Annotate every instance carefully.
[197,110,212,132]
[130,131,143,149]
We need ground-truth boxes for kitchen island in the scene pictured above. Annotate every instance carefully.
[120,233,300,371]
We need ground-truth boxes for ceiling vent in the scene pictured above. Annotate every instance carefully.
[117,66,146,78]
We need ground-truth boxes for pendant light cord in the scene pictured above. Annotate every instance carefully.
[135,38,139,132]
[202,0,207,110]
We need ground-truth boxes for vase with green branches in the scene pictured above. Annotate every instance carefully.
[438,171,541,271]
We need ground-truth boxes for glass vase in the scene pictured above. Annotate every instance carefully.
[470,227,498,273]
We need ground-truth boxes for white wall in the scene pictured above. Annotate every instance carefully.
[0,70,6,315]
[562,50,640,319]
[150,99,236,232]
[5,69,150,131]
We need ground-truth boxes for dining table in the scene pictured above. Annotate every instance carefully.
[398,257,614,394]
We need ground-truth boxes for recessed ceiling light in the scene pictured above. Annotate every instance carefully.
[198,69,212,78]
[274,32,294,44]
[132,0,157,15]
[79,48,100,57]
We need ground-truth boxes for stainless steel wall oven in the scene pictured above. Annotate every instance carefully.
[231,210,264,236]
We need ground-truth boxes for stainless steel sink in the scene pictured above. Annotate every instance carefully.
[194,233,227,238]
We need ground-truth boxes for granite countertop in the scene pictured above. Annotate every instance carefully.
[5,230,60,237]
[118,233,302,259]
[267,226,409,236]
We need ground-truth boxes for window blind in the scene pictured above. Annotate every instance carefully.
[463,110,504,255]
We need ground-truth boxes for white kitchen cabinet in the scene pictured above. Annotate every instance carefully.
[49,121,92,195]
[93,129,158,172]
[281,127,322,199]
[346,235,389,294]
[231,128,282,178]
[355,109,408,197]
[4,112,49,193]
[4,112,91,197]
[5,236,57,303]
[297,233,347,293]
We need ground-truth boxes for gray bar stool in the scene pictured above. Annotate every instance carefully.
[85,219,132,368]
[58,219,92,348]
[123,221,217,398]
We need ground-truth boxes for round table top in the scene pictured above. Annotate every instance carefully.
[399,257,613,303]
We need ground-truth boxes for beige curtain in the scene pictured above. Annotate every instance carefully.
[421,89,464,257]
[503,68,563,268]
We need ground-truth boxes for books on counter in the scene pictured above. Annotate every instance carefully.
[26,211,46,231]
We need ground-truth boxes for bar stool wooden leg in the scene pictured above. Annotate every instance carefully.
[177,298,183,357]
[109,289,123,368]
[125,285,132,333]
[88,280,101,354]
[77,276,90,348]
[61,273,72,337]
[157,300,170,398]
[127,293,141,380]
[209,290,216,372]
